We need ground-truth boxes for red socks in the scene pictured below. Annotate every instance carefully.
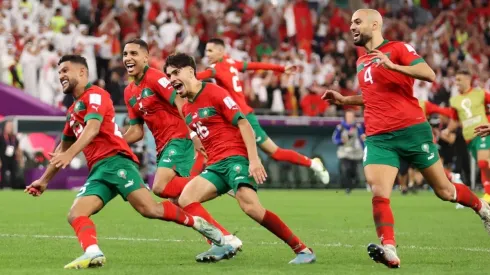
[372,197,395,246]
[453,183,482,212]
[160,177,192,198]
[161,201,195,227]
[190,152,206,177]
[271,148,312,167]
[71,216,98,251]
[260,210,307,253]
[477,160,490,194]
[183,202,230,235]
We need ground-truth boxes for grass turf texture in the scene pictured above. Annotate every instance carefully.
[0,189,487,274]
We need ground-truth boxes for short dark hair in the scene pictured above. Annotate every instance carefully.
[164,52,197,76]
[58,55,88,70]
[125,38,149,52]
[456,68,471,76]
[207,38,225,47]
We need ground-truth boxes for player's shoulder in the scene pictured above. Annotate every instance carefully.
[204,82,228,95]
[85,84,110,99]
[146,67,172,89]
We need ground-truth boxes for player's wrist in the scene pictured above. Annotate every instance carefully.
[190,131,198,139]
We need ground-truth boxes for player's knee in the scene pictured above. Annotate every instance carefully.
[478,160,489,170]
[67,211,83,225]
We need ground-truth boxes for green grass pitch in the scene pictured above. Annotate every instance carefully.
[0,189,488,274]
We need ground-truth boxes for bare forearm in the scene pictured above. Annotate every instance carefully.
[40,143,66,182]
[124,125,144,144]
[65,127,98,159]
[392,63,436,82]
[238,119,260,160]
[344,95,364,106]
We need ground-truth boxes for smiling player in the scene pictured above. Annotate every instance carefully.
[25,55,225,269]
[322,9,490,269]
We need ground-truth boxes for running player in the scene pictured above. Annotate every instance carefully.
[322,9,490,269]
[122,39,242,255]
[165,53,316,264]
[24,55,225,269]
[197,38,330,184]
[443,69,490,203]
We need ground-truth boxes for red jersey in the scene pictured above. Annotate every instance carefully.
[196,58,285,115]
[124,66,188,153]
[62,84,139,169]
[182,83,248,165]
[357,40,427,136]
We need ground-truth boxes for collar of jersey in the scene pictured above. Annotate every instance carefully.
[189,82,207,103]
[134,65,150,86]
[73,82,93,100]
[368,39,389,53]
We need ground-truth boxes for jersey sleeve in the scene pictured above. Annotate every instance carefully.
[61,114,76,142]
[212,87,245,126]
[124,87,143,125]
[395,42,426,66]
[425,101,455,117]
[239,61,285,73]
[196,68,215,80]
[149,70,178,106]
[484,90,490,105]
[84,92,109,123]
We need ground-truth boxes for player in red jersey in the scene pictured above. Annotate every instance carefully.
[322,9,490,269]
[122,39,242,255]
[165,53,316,264]
[24,55,225,269]
[197,38,330,185]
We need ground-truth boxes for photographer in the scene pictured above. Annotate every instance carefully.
[0,120,24,189]
[332,110,365,193]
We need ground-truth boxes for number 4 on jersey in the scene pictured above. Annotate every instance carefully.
[364,67,373,84]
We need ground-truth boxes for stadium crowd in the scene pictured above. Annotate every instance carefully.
[0,0,488,116]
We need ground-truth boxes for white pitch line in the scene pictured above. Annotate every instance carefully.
[1,233,489,253]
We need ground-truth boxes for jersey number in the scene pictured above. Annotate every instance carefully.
[112,117,123,138]
[229,67,243,92]
[364,67,373,84]
[193,121,209,139]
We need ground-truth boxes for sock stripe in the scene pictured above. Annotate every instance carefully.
[375,222,394,228]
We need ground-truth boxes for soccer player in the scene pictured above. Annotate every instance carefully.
[322,9,490,269]
[165,53,316,264]
[122,39,243,255]
[443,69,490,203]
[197,38,330,185]
[24,55,225,269]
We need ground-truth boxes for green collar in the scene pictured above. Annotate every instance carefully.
[368,39,389,53]
[135,65,150,86]
[189,82,206,103]
[73,82,92,99]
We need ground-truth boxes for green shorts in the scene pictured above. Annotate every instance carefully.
[246,113,269,145]
[76,154,146,205]
[156,138,195,177]
[200,156,257,195]
[363,122,439,170]
[468,136,490,159]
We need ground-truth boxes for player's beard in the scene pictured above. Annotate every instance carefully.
[353,33,371,47]
[63,78,79,95]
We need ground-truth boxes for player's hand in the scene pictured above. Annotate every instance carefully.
[24,179,48,197]
[192,136,208,159]
[321,89,345,105]
[370,49,397,70]
[49,151,74,169]
[249,158,267,184]
[475,124,490,137]
[284,65,297,75]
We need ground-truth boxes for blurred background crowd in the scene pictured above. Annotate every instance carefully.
[0,0,489,191]
[1,0,488,116]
